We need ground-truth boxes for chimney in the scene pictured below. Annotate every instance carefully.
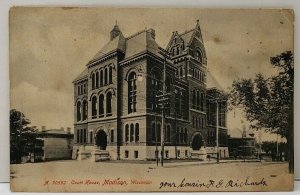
[147,28,155,40]
[41,126,46,131]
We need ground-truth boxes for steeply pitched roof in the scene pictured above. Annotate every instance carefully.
[124,29,163,59]
[74,68,88,82]
[90,33,126,62]
[179,29,194,48]
[206,70,223,90]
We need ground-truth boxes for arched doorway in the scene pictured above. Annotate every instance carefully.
[95,130,107,150]
[191,133,204,150]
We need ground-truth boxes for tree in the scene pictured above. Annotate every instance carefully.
[229,51,294,172]
[10,109,38,164]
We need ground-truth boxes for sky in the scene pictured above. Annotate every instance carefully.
[10,8,294,141]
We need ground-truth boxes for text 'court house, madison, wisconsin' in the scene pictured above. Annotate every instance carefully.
[72,20,228,161]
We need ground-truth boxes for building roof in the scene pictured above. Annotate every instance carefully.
[91,33,126,62]
[124,29,163,59]
[206,70,223,90]
[74,68,88,82]
[179,29,194,48]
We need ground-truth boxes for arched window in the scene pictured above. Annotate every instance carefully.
[135,123,139,142]
[96,71,99,88]
[125,124,129,142]
[176,127,180,143]
[83,129,87,143]
[128,72,137,113]
[82,100,87,120]
[109,66,113,84]
[98,94,104,117]
[152,123,156,142]
[201,93,204,111]
[192,90,196,109]
[157,123,161,142]
[130,124,134,142]
[151,70,162,112]
[180,128,184,143]
[90,131,93,143]
[106,92,112,116]
[195,50,202,63]
[184,128,188,143]
[92,96,97,119]
[104,68,108,85]
[77,129,80,143]
[100,69,103,87]
[166,125,171,142]
[92,73,95,89]
[196,90,200,110]
[77,86,80,95]
[76,101,81,121]
[80,129,83,143]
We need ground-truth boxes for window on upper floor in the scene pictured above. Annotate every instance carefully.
[130,124,134,142]
[92,73,95,90]
[100,69,103,87]
[99,94,104,117]
[104,68,108,85]
[109,66,113,84]
[135,123,139,142]
[82,100,87,120]
[125,124,129,142]
[92,96,97,119]
[106,92,112,116]
[96,71,99,88]
[76,101,81,121]
[195,50,202,63]
[128,72,137,114]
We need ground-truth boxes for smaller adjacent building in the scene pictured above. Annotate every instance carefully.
[34,127,74,161]
[228,133,256,158]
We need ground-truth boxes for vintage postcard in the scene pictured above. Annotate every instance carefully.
[10,7,294,192]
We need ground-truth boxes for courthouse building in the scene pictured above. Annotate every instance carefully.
[72,20,228,160]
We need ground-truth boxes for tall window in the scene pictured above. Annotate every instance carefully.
[125,124,129,142]
[151,70,162,112]
[166,125,171,142]
[80,129,83,143]
[98,94,104,117]
[77,86,80,95]
[83,129,87,143]
[176,127,180,143]
[201,93,204,111]
[92,96,97,119]
[82,100,87,120]
[106,92,112,116]
[135,123,139,142]
[152,123,156,142]
[157,124,161,142]
[184,128,188,143]
[180,128,184,143]
[76,101,81,121]
[90,131,93,143]
[109,66,113,84]
[77,129,80,143]
[100,70,103,87]
[96,71,99,88]
[192,90,196,109]
[104,68,108,85]
[92,73,95,89]
[110,130,114,143]
[128,72,137,113]
[196,90,200,110]
[130,124,134,142]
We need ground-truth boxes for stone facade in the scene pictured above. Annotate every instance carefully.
[73,21,228,160]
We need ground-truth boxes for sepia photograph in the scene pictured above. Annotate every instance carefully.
[9,7,294,192]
